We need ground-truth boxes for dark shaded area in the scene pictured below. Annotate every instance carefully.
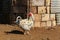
[0,0,27,24]
[0,0,12,24]
[5,30,24,34]
[13,0,27,19]
[0,13,10,24]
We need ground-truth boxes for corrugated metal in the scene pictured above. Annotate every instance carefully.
[56,13,60,25]
[51,0,60,13]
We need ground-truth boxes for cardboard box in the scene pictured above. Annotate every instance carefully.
[41,14,50,21]
[34,22,40,27]
[50,14,55,20]
[34,14,41,22]
[30,0,44,6]
[30,6,37,14]
[47,21,51,27]
[40,22,47,27]
[47,7,50,14]
[38,7,46,14]
[46,0,50,6]
[52,20,56,26]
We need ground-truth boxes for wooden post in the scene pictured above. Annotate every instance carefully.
[44,0,47,14]
[50,0,51,14]
[27,0,30,13]
[36,6,38,14]
[12,0,16,6]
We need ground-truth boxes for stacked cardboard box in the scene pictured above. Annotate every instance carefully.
[38,7,46,14]
[34,14,40,22]
[46,21,51,27]
[34,14,56,27]
[47,7,50,14]
[46,0,50,6]
[52,20,56,26]
[34,14,41,27]
[30,6,37,14]
[50,14,56,26]
[40,22,46,27]
[50,14,55,20]
[41,14,50,21]
[46,20,56,27]
[34,22,40,27]
[41,14,56,27]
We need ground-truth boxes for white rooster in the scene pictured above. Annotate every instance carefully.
[16,12,34,35]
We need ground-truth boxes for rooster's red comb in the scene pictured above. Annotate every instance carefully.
[28,12,32,16]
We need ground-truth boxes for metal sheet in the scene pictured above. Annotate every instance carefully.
[56,13,60,25]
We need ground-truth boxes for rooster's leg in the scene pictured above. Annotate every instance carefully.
[24,30,30,35]
[24,31,26,35]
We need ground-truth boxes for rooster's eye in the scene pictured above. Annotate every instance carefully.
[18,18,20,19]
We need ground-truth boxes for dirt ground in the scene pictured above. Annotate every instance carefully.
[0,24,60,40]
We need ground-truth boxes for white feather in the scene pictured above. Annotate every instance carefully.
[19,19,34,31]
[16,13,34,31]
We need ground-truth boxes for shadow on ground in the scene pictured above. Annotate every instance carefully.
[5,30,24,35]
